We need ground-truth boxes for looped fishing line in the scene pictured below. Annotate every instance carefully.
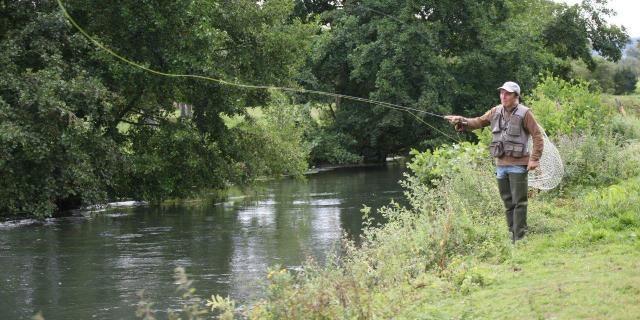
[55,0,460,143]
[56,0,564,189]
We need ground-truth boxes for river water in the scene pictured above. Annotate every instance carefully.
[0,164,407,319]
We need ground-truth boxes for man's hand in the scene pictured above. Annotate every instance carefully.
[527,160,539,171]
[444,115,464,124]
[444,115,466,131]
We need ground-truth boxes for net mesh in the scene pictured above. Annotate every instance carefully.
[527,128,564,190]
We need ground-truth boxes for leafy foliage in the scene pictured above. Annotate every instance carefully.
[407,142,489,184]
[528,75,613,137]
[118,120,229,202]
[307,129,363,165]
[556,135,640,189]
[613,68,638,94]
[0,0,317,217]
[0,7,121,218]
[223,92,311,182]
[543,1,629,69]
[611,114,640,141]
[299,0,628,161]
[303,104,363,165]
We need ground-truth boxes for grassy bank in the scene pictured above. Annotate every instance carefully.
[429,176,640,319]
[436,242,640,319]
[244,171,640,319]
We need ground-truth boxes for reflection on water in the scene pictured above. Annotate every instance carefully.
[0,164,406,319]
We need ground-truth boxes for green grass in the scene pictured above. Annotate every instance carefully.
[602,94,640,115]
[432,242,640,320]
[412,175,640,319]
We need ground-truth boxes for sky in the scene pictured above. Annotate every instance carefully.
[553,0,640,38]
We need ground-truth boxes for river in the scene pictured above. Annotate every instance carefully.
[0,164,406,319]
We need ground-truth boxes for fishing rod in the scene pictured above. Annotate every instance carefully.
[55,0,458,141]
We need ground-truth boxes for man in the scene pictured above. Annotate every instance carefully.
[444,81,543,242]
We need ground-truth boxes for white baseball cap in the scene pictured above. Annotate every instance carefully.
[498,81,521,96]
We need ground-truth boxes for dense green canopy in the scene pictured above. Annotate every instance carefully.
[0,0,630,217]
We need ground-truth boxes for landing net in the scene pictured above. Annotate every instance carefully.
[528,128,564,190]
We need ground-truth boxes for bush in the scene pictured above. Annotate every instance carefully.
[548,176,640,249]
[613,68,638,95]
[307,130,363,165]
[583,177,640,220]
[118,120,229,202]
[528,75,613,137]
[303,104,363,165]
[556,134,640,189]
[611,114,640,142]
[407,142,490,184]
[223,92,311,182]
[0,57,122,217]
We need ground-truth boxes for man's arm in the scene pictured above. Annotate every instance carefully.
[444,108,494,131]
[524,111,544,170]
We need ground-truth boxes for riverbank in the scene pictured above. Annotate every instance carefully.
[304,156,406,175]
[245,172,640,319]
[242,105,640,319]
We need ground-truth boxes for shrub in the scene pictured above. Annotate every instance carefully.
[556,134,640,189]
[583,177,640,220]
[613,68,638,95]
[611,114,640,142]
[307,129,363,165]
[407,142,491,184]
[223,92,311,182]
[120,121,230,202]
[528,75,613,137]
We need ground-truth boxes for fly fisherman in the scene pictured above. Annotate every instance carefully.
[444,82,544,242]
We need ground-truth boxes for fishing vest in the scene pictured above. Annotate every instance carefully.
[488,104,530,158]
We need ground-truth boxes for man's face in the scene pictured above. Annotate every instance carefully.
[500,89,518,107]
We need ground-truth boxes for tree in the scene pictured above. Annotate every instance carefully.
[0,1,122,217]
[298,0,629,163]
[543,0,628,70]
[613,68,637,95]
[0,0,317,217]
[292,0,338,22]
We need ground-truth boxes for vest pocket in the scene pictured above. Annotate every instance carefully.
[503,142,525,157]
[489,141,504,157]
[507,119,521,136]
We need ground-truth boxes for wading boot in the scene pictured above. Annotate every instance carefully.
[497,178,515,235]
[509,172,529,242]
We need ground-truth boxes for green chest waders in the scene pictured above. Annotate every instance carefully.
[497,173,528,242]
